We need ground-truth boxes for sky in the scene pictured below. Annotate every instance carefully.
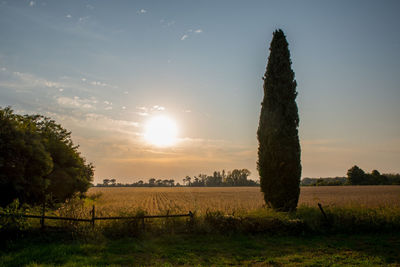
[1,0,399,183]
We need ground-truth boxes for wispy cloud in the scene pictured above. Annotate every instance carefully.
[78,16,90,24]
[0,69,62,91]
[180,29,203,41]
[136,105,165,116]
[81,77,116,89]
[152,105,165,111]
[56,96,97,110]
[160,19,175,27]
[91,81,107,87]
[29,1,35,7]
[66,14,72,19]
[138,9,147,14]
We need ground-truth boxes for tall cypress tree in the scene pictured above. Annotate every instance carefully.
[257,29,301,212]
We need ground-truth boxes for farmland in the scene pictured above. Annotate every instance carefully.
[88,185,400,215]
[2,185,400,266]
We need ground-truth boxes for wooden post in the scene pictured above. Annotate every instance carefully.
[142,217,145,231]
[91,205,95,228]
[40,200,45,229]
[318,203,330,226]
[188,211,194,230]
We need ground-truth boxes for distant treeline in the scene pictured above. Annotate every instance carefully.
[96,169,259,187]
[302,166,400,186]
[301,177,347,186]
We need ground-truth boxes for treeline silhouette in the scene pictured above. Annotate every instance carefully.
[302,165,400,186]
[96,169,259,187]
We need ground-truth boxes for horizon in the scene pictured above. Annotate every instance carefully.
[1,0,399,183]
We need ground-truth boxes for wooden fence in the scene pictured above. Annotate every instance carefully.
[1,205,194,229]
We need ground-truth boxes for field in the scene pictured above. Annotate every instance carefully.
[2,186,400,266]
[88,185,400,215]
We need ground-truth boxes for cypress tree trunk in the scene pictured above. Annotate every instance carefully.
[257,29,301,212]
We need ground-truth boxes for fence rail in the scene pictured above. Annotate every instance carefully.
[0,205,193,229]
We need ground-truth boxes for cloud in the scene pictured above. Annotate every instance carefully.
[0,70,61,91]
[59,88,64,92]
[160,19,175,27]
[56,96,97,110]
[66,14,72,19]
[29,1,35,7]
[138,9,147,14]
[136,105,165,116]
[80,77,117,89]
[181,29,202,41]
[91,81,107,86]
[152,105,165,111]
[78,16,89,24]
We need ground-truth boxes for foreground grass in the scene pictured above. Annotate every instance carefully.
[1,231,400,266]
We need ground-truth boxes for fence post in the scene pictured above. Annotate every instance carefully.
[188,211,194,229]
[318,203,330,226]
[91,205,95,228]
[142,217,145,231]
[40,200,45,229]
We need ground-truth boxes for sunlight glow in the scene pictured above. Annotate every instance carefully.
[144,115,178,147]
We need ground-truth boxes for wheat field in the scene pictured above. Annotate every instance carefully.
[87,186,400,216]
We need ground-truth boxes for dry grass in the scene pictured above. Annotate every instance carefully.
[87,186,400,216]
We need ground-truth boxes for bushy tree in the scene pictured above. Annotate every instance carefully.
[257,29,301,211]
[347,165,365,185]
[347,166,390,185]
[0,108,53,206]
[0,107,93,206]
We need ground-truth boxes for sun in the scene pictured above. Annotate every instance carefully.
[144,115,178,147]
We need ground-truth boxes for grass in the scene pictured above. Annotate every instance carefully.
[1,230,400,266]
[2,186,400,266]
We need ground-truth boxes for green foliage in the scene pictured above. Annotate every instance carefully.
[1,232,400,266]
[97,169,258,187]
[301,177,347,186]
[0,199,30,231]
[347,165,366,185]
[347,165,393,185]
[0,107,94,206]
[200,210,306,235]
[2,205,400,266]
[386,173,400,185]
[257,29,301,211]
[0,107,53,206]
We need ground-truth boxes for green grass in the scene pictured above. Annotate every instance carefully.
[2,202,400,266]
[1,231,400,266]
